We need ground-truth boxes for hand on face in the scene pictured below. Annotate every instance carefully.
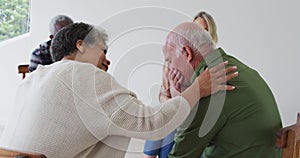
[160,62,171,98]
[169,68,185,97]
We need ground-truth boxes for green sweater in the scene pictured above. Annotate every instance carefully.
[169,48,282,158]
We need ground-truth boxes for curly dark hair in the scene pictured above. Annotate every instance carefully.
[50,22,108,62]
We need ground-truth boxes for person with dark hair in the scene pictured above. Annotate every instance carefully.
[28,15,73,72]
[0,22,238,157]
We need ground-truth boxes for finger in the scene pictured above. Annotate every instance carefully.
[212,66,237,81]
[213,71,238,84]
[225,66,237,74]
[175,70,181,81]
[226,72,239,81]
[217,84,236,91]
[175,76,184,91]
[172,69,178,83]
[178,75,184,84]
[162,70,169,81]
[211,69,226,80]
[162,74,170,90]
[163,63,170,74]
[175,82,181,92]
[202,68,211,78]
[169,69,175,81]
[209,61,228,73]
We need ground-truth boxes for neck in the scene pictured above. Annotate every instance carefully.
[62,52,77,61]
[191,53,204,70]
[192,47,215,69]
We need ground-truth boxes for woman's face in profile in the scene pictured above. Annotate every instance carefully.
[194,17,208,31]
[81,41,110,72]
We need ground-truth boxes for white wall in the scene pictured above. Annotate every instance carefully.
[0,0,299,154]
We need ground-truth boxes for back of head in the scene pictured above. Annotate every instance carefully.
[166,22,215,57]
[49,15,74,36]
[194,11,218,43]
[50,22,108,62]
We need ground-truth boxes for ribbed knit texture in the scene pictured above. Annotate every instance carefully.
[0,60,190,158]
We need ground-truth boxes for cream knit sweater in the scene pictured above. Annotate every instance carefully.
[0,60,190,158]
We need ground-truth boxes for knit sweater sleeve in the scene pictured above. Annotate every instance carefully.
[97,71,191,140]
[70,63,191,141]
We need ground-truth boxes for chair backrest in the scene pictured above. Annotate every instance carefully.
[17,64,29,79]
[0,147,46,158]
[276,113,300,158]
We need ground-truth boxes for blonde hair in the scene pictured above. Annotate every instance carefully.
[193,11,218,44]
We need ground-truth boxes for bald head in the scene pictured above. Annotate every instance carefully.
[166,22,215,57]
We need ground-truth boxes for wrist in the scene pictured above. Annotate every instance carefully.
[160,86,171,98]
[181,82,200,109]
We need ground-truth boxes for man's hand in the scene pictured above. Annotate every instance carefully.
[159,62,172,102]
[169,68,184,97]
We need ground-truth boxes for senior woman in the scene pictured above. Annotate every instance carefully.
[0,22,237,158]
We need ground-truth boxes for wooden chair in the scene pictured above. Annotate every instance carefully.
[17,64,29,79]
[0,147,46,158]
[276,113,300,158]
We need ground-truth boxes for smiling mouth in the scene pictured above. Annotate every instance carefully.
[102,63,109,71]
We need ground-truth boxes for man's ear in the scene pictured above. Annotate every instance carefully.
[182,46,193,63]
[76,40,84,53]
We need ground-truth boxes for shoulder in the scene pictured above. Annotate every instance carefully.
[58,61,115,81]
[32,40,51,55]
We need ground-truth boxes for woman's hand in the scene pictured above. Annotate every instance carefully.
[197,61,238,98]
[181,61,238,108]
[159,62,172,102]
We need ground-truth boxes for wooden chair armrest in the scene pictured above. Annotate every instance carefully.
[275,113,300,158]
[17,64,29,79]
[0,148,46,158]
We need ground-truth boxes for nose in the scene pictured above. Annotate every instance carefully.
[106,59,110,65]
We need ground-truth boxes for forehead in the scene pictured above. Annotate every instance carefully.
[163,44,178,61]
[97,41,106,47]
[194,17,207,28]
[163,44,175,55]
[163,43,177,52]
